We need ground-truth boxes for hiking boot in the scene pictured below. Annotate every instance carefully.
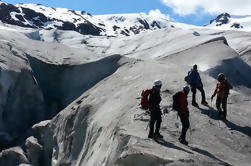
[221,114,226,121]
[218,111,223,117]
[201,101,208,105]
[192,102,199,107]
[148,134,155,139]
[179,138,188,145]
[155,133,163,139]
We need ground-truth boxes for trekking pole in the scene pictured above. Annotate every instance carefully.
[146,120,150,131]
[210,98,213,118]
[146,121,149,130]
[189,113,192,135]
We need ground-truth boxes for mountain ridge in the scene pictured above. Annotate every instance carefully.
[0,2,171,36]
[1,1,251,37]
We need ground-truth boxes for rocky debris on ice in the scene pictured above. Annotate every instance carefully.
[0,147,30,165]
[25,136,43,166]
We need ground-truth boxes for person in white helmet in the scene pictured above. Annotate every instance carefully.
[148,80,163,139]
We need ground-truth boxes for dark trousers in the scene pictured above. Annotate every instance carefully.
[179,113,190,140]
[191,85,206,103]
[148,110,162,136]
[216,96,227,118]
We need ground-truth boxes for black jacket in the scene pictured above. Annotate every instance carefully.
[149,87,161,111]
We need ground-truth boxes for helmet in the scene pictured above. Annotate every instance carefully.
[217,73,225,82]
[193,64,197,70]
[183,86,190,93]
[154,80,162,87]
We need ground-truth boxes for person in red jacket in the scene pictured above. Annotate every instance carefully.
[177,86,190,145]
[211,73,233,120]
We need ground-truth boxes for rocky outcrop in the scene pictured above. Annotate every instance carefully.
[230,23,243,29]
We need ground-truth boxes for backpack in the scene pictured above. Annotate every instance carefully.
[172,92,181,111]
[184,71,191,84]
[184,75,189,84]
[223,80,232,96]
[140,89,152,110]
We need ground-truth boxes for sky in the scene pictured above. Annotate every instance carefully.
[3,0,251,26]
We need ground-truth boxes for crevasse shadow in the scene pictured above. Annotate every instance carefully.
[206,57,251,90]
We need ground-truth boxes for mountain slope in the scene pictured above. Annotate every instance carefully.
[36,39,251,166]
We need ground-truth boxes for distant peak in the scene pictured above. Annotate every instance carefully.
[207,12,251,31]
[210,13,231,26]
[216,13,231,20]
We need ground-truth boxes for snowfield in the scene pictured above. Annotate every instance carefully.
[0,4,250,166]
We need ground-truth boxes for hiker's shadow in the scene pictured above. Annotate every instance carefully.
[198,106,251,138]
[154,139,193,154]
[198,106,219,120]
[155,139,230,165]
[189,147,230,165]
[223,120,251,137]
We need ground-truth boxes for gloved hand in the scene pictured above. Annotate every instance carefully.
[211,94,215,100]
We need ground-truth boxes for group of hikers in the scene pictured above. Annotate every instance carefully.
[141,64,233,145]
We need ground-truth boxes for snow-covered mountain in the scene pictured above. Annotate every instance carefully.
[0,2,171,36]
[0,2,103,36]
[94,13,170,36]
[207,13,251,31]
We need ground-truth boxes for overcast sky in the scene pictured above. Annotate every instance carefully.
[3,0,251,26]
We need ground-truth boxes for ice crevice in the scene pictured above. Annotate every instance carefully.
[0,53,128,150]
[26,54,125,118]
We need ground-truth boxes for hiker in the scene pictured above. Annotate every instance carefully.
[211,73,233,120]
[148,80,163,139]
[186,64,208,106]
[177,86,190,145]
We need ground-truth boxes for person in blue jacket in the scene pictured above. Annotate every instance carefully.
[187,64,208,106]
